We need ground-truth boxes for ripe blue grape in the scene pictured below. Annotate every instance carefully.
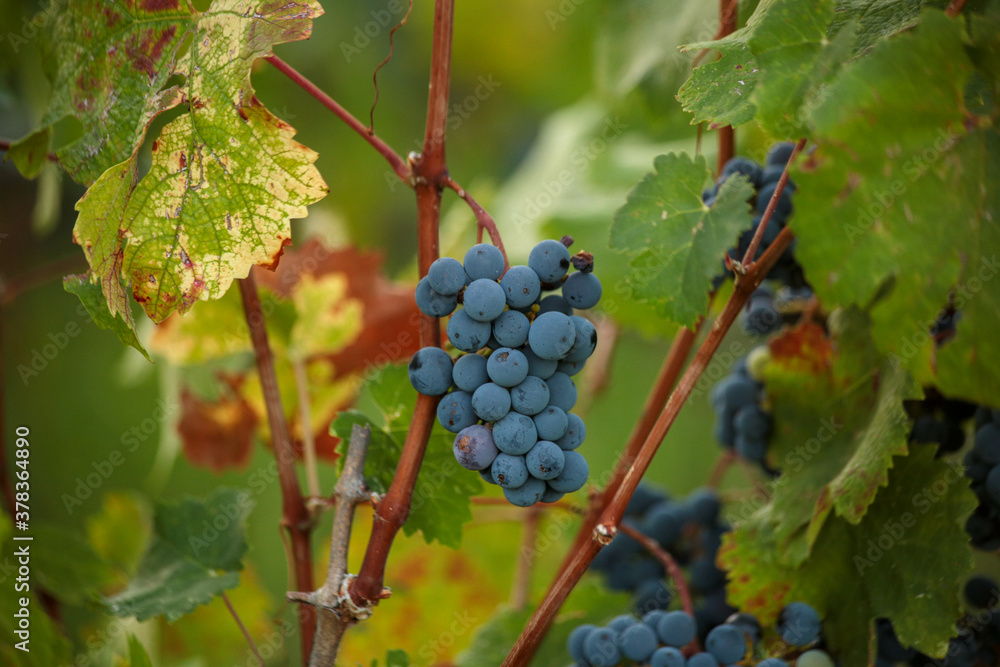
[510,376,550,416]
[436,391,476,433]
[742,286,781,336]
[548,450,588,493]
[529,239,571,283]
[657,610,696,647]
[725,612,762,642]
[778,601,821,646]
[447,309,491,352]
[607,615,637,632]
[642,610,667,630]
[711,374,757,410]
[503,476,547,507]
[492,411,538,455]
[632,577,672,613]
[986,466,1000,505]
[522,346,558,379]
[479,469,496,485]
[557,358,586,376]
[500,265,541,308]
[491,453,529,488]
[528,311,577,360]
[493,310,530,348]
[758,660,789,667]
[618,623,657,662]
[975,423,1000,464]
[463,278,506,322]
[690,557,726,593]
[471,382,511,422]
[650,646,686,667]
[581,626,621,667]
[686,488,721,524]
[538,294,573,315]
[452,353,489,392]
[687,653,720,667]
[407,347,453,396]
[964,575,1000,609]
[706,624,746,663]
[767,141,796,166]
[486,347,529,387]
[452,425,499,471]
[562,271,602,309]
[526,440,565,480]
[545,372,577,411]
[734,405,770,439]
[556,412,586,450]
[721,156,763,187]
[533,405,569,441]
[757,181,794,220]
[735,433,767,462]
[567,624,596,662]
[565,316,598,362]
[540,485,564,503]
[415,277,457,317]
[463,243,505,281]
[641,502,683,546]
[427,257,466,295]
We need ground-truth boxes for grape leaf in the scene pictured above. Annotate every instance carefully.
[66,0,328,331]
[722,446,975,665]
[610,152,754,327]
[731,318,920,566]
[105,488,253,621]
[5,127,51,180]
[678,0,835,130]
[30,522,114,605]
[793,10,1000,406]
[333,365,482,548]
[177,386,259,472]
[23,0,196,185]
[63,273,149,360]
[828,0,949,56]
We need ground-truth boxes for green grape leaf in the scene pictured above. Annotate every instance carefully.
[105,488,253,621]
[333,365,482,548]
[63,273,149,360]
[828,0,949,57]
[6,127,52,180]
[610,153,753,327]
[678,0,835,131]
[722,446,975,665]
[67,0,328,328]
[793,10,1000,406]
[127,635,154,667]
[28,0,195,185]
[731,319,920,566]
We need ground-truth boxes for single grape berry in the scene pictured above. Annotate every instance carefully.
[706,624,746,664]
[436,390,476,433]
[797,650,835,667]
[463,243,505,281]
[522,346,558,379]
[617,623,658,662]
[650,646,686,667]
[503,475,547,508]
[491,453,529,488]
[767,141,796,166]
[427,257,466,295]
[567,624,596,662]
[500,265,541,309]
[537,294,573,315]
[556,412,586,450]
[548,450,588,493]
[415,277,457,317]
[581,626,621,667]
[493,310,530,348]
[452,425,499,471]
[562,271,602,309]
[687,653,720,667]
[526,440,565,480]
[486,347,529,387]
[447,309,492,352]
[510,376,550,416]
[565,315,598,361]
[463,278,507,322]
[529,239,571,283]
[528,311,577,360]
[452,353,489,392]
[492,411,538,455]
[545,371,578,412]
[533,405,569,441]
[471,382,511,422]
[777,602,821,647]
[657,610,696,647]
[964,575,1000,609]
[408,347,453,396]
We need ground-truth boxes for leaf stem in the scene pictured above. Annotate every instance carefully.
[238,270,315,663]
[715,0,739,173]
[222,592,264,667]
[502,232,796,665]
[740,138,806,268]
[441,176,509,268]
[264,56,412,183]
[292,357,322,505]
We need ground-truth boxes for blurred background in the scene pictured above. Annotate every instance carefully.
[0,0,779,664]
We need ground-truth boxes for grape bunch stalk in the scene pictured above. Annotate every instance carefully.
[407,238,602,506]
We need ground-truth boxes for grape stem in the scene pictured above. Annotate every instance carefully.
[287,424,372,666]
[739,138,807,268]
[946,0,968,16]
[617,523,701,651]
[222,591,264,667]
[502,227,797,665]
[715,0,739,174]
[706,449,737,488]
[239,270,316,663]
[442,176,510,270]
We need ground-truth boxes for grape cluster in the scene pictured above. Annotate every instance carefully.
[589,486,735,632]
[710,348,776,473]
[875,576,1000,666]
[962,408,1000,550]
[407,239,602,507]
[565,598,829,666]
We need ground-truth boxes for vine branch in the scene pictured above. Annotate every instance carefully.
[264,56,412,183]
[238,269,315,663]
[740,138,806,267]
